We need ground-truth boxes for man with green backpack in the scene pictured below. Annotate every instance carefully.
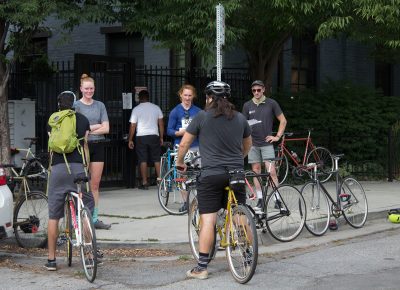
[45,91,95,271]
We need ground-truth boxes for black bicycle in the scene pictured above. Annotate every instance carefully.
[301,154,368,236]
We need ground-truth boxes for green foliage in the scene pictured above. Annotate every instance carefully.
[276,80,400,166]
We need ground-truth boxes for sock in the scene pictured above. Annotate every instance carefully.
[48,258,56,263]
[93,207,99,223]
[256,190,263,199]
[197,252,209,270]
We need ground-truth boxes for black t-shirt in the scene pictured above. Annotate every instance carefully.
[48,112,90,165]
[186,109,251,177]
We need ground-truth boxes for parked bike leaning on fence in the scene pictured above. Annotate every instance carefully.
[74,74,111,230]
[242,80,287,213]
[176,80,252,281]
[167,84,201,212]
[45,91,95,271]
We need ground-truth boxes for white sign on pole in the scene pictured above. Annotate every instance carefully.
[216,3,225,81]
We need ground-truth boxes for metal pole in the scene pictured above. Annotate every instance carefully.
[216,4,225,81]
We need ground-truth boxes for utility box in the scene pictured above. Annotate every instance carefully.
[8,99,36,167]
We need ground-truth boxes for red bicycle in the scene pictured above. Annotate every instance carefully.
[275,129,334,184]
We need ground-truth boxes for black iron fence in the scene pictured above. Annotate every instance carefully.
[7,58,399,185]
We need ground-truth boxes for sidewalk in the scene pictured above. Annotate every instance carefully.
[95,180,400,247]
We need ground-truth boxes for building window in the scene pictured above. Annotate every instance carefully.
[106,32,144,67]
[375,62,392,96]
[291,36,316,92]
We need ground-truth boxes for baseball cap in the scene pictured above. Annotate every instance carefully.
[251,80,265,87]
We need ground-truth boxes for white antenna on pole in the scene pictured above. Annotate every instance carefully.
[216,3,225,81]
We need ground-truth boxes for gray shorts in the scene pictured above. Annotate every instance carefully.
[248,145,275,164]
[47,163,94,220]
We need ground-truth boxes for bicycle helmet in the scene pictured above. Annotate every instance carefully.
[388,209,400,223]
[204,81,231,98]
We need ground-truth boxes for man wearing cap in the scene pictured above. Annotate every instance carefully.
[242,80,287,212]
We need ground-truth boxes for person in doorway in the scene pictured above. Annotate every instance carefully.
[167,84,201,212]
[176,81,252,279]
[128,90,164,189]
[74,74,111,230]
[242,80,287,212]
[45,91,94,270]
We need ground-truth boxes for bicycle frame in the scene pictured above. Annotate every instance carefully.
[67,190,85,248]
[277,130,316,167]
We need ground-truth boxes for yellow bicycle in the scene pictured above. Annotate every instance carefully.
[188,169,258,284]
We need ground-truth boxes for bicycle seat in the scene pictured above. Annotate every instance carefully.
[162,141,173,150]
[73,173,90,184]
[332,153,344,159]
[265,157,283,162]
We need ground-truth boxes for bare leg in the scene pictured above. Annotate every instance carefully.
[47,219,59,260]
[140,162,148,185]
[199,213,218,253]
[154,161,161,178]
[89,161,104,207]
[265,161,278,187]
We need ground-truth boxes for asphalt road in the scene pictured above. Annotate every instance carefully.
[0,217,399,289]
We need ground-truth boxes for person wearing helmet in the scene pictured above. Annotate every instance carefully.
[176,81,252,280]
[242,80,287,213]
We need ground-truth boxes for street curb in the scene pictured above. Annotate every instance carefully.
[97,209,393,249]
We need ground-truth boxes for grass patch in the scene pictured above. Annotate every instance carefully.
[178,255,191,261]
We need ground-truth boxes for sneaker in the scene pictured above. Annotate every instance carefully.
[253,199,263,214]
[44,260,57,271]
[97,249,104,266]
[186,266,208,280]
[94,220,111,230]
[179,202,188,213]
[138,184,149,190]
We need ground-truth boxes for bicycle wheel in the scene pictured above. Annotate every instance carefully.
[158,168,187,215]
[341,177,368,228]
[80,207,97,283]
[306,147,333,183]
[188,193,216,262]
[13,191,49,248]
[226,204,258,284]
[265,185,306,242]
[301,181,330,236]
[275,152,289,185]
[61,199,73,266]
[159,155,169,180]
[244,170,263,208]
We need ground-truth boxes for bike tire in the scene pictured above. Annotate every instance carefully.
[226,204,258,284]
[306,147,334,183]
[265,185,306,242]
[188,194,216,262]
[80,207,98,283]
[65,199,73,266]
[341,177,368,228]
[13,191,49,248]
[276,152,289,185]
[301,181,330,236]
[158,168,187,215]
[159,155,169,180]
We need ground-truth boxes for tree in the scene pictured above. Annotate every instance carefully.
[0,0,116,164]
[117,0,400,86]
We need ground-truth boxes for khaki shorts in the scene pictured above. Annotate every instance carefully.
[248,145,275,164]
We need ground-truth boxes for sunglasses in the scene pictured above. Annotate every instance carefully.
[184,110,190,118]
[252,88,262,93]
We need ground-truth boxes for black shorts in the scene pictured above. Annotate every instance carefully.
[88,142,105,163]
[197,173,246,214]
[136,135,161,163]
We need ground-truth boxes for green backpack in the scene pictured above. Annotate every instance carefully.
[48,109,80,172]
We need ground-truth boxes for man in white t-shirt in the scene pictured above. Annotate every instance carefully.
[128,90,164,189]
